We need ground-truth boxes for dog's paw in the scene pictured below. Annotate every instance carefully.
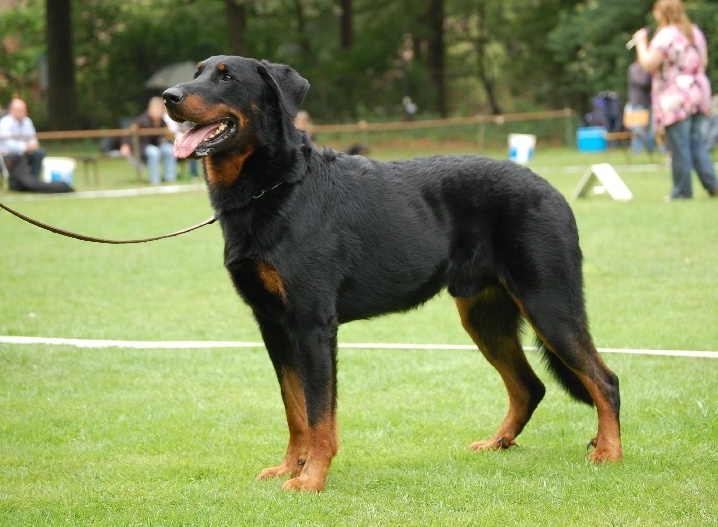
[282,475,325,492]
[256,464,299,480]
[469,436,517,451]
[587,438,622,463]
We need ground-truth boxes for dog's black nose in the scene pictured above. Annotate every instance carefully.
[163,87,183,107]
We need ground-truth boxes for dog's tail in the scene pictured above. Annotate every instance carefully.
[534,337,593,406]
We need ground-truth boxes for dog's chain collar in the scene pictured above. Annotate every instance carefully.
[252,181,285,199]
[251,154,307,200]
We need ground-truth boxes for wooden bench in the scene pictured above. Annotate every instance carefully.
[605,131,633,162]
[36,127,174,185]
[604,110,653,160]
[605,131,632,143]
[75,155,101,185]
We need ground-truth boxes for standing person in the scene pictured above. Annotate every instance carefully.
[120,96,177,185]
[633,0,718,199]
[0,98,46,179]
[626,61,656,154]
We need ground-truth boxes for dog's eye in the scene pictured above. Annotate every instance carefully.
[222,73,234,82]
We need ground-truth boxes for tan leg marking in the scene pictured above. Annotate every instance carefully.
[256,369,309,480]
[282,416,338,492]
[576,364,622,463]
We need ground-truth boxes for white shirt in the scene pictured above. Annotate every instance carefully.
[0,114,38,154]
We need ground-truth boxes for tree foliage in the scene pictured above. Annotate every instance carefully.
[1,0,717,130]
[0,0,46,120]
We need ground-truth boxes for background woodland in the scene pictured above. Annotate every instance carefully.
[2,0,718,131]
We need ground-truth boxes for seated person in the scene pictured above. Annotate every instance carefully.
[0,98,46,179]
[120,96,177,185]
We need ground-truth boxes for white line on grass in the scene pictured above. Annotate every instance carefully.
[1,336,716,358]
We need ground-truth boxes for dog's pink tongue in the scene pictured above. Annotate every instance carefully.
[173,123,220,158]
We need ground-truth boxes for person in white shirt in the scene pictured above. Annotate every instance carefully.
[0,98,45,178]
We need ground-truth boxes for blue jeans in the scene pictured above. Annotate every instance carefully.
[626,104,656,154]
[664,113,718,198]
[144,143,176,185]
[26,148,46,178]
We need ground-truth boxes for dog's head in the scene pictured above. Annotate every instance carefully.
[163,56,309,160]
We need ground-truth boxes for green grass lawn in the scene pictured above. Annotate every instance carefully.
[1,144,717,525]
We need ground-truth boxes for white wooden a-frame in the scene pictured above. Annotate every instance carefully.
[571,163,633,201]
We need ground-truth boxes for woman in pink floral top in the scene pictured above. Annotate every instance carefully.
[633,0,718,199]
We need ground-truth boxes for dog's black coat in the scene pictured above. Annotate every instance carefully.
[164,56,622,491]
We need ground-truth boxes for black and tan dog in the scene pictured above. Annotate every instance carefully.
[163,56,622,491]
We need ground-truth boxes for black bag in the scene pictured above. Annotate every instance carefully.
[4,154,74,193]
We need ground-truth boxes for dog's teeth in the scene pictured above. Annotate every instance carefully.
[207,122,227,140]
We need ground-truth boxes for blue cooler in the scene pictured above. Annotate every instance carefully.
[576,127,607,152]
[42,157,76,184]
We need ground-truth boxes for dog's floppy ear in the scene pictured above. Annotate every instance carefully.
[257,60,310,118]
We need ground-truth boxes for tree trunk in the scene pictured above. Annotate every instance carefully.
[475,4,501,115]
[426,0,445,117]
[45,0,78,130]
[225,0,248,56]
[340,0,353,50]
[293,0,312,56]
[477,55,502,115]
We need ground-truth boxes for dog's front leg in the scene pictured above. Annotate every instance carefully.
[282,321,339,492]
[255,319,310,481]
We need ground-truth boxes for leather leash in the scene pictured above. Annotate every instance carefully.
[0,201,216,244]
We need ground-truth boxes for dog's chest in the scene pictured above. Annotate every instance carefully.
[227,259,287,320]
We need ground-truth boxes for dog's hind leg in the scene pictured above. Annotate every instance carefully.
[520,300,622,463]
[455,282,546,451]
[255,319,310,481]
